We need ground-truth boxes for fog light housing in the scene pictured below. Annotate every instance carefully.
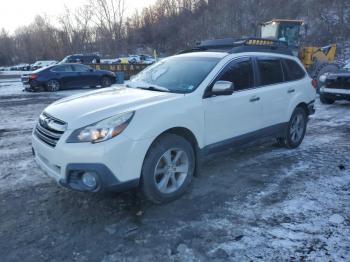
[81,172,98,189]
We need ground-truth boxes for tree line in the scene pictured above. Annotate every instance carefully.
[0,0,349,66]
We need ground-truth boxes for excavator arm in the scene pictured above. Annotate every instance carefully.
[299,44,336,69]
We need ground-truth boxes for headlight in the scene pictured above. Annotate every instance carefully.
[66,111,134,143]
[319,74,327,83]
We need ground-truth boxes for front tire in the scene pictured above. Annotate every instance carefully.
[140,134,195,204]
[278,107,307,149]
[46,80,60,92]
[101,77,112,88]
[320,95,335,105]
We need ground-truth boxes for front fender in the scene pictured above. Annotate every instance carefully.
[125,96,205,148]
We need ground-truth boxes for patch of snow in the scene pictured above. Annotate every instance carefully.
[0,71,28,76]
[329,214,345,224]
[0,80,24,95]
[172,244,200,262]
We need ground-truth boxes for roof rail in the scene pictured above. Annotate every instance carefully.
[178,37,293,56]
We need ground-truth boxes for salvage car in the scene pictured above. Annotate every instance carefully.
[32,43,316,203]
[10,63,31,71]
[319,65,350,104]
[60,54,101,64]
[22,63,116,92]
[31,60,58,71]
[128,54,156,64]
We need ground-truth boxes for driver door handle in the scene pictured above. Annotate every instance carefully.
[288,88,295,93]
[250,96,260,102]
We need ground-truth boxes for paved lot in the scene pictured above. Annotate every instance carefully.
[0,80,349,261]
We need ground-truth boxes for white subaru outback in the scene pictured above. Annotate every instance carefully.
[32,49,316,203]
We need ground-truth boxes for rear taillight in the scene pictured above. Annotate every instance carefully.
[311,79,317,89]
[29,74,37,80]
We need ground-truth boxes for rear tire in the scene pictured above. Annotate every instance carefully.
[101,77,112,88]
[140,134,195,204]
[320,95,335,105]
[277,107,307,149]
[46,80,60,92]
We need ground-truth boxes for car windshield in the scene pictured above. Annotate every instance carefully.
[33,66,52,73]
[129,56,220,93]
[60,57,67,64]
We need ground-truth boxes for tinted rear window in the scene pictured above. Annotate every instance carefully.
[257,59,283,85]
[282,59,306,81]
[52,65,73,72]
[72,64,90,72]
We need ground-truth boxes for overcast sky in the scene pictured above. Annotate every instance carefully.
[0,0,156,33]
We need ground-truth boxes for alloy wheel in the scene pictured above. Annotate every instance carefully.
[102,77,111,87]
[47,80,60,92]
[154,148,189,194]
[289,113,305,144]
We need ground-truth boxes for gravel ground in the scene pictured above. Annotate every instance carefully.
[0,80,349,262]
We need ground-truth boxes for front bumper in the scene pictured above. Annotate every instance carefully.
[59,163,139,192]
[320,87,350,100]
[32,130,153,193]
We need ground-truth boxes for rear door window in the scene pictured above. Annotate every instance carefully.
[72,64,90,72]
[51,65,73,72]
[282,59,306,81]
[218,59,254,91]
[257,58,284,86]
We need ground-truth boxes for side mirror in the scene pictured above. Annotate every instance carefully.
[89,68,94,72]
[211,81,234,96]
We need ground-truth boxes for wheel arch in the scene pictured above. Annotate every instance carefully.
[286,92,312,120]
[144,127,201,176]
[46,78,60,84]
[295,102,309,115]
[101,74,114,80]
[161,127,199,150]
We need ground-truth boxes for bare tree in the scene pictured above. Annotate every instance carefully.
[0,29,15,65]
[89,0,126,54]
[58,4,94,54]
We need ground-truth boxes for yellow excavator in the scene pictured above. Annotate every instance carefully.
[259,19,338,85]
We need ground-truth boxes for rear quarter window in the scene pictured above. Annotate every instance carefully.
[282,59,306,81]
[51,65,73,72]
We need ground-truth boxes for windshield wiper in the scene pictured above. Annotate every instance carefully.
[140,86,170,92]
[126,81,170,92]
[127,84,170,92]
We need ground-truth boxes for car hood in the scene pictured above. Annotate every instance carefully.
[44,86,183,129]
[325,70,350,78]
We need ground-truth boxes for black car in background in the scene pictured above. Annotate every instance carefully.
[21,64,116,92]
[319,70,350,104]
[60,54,101,64]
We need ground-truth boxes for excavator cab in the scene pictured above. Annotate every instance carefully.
[260,19,303,51]
[259,19,338,85]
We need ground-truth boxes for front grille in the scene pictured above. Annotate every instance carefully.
[34,112,66,147]
[326,77,350,90]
